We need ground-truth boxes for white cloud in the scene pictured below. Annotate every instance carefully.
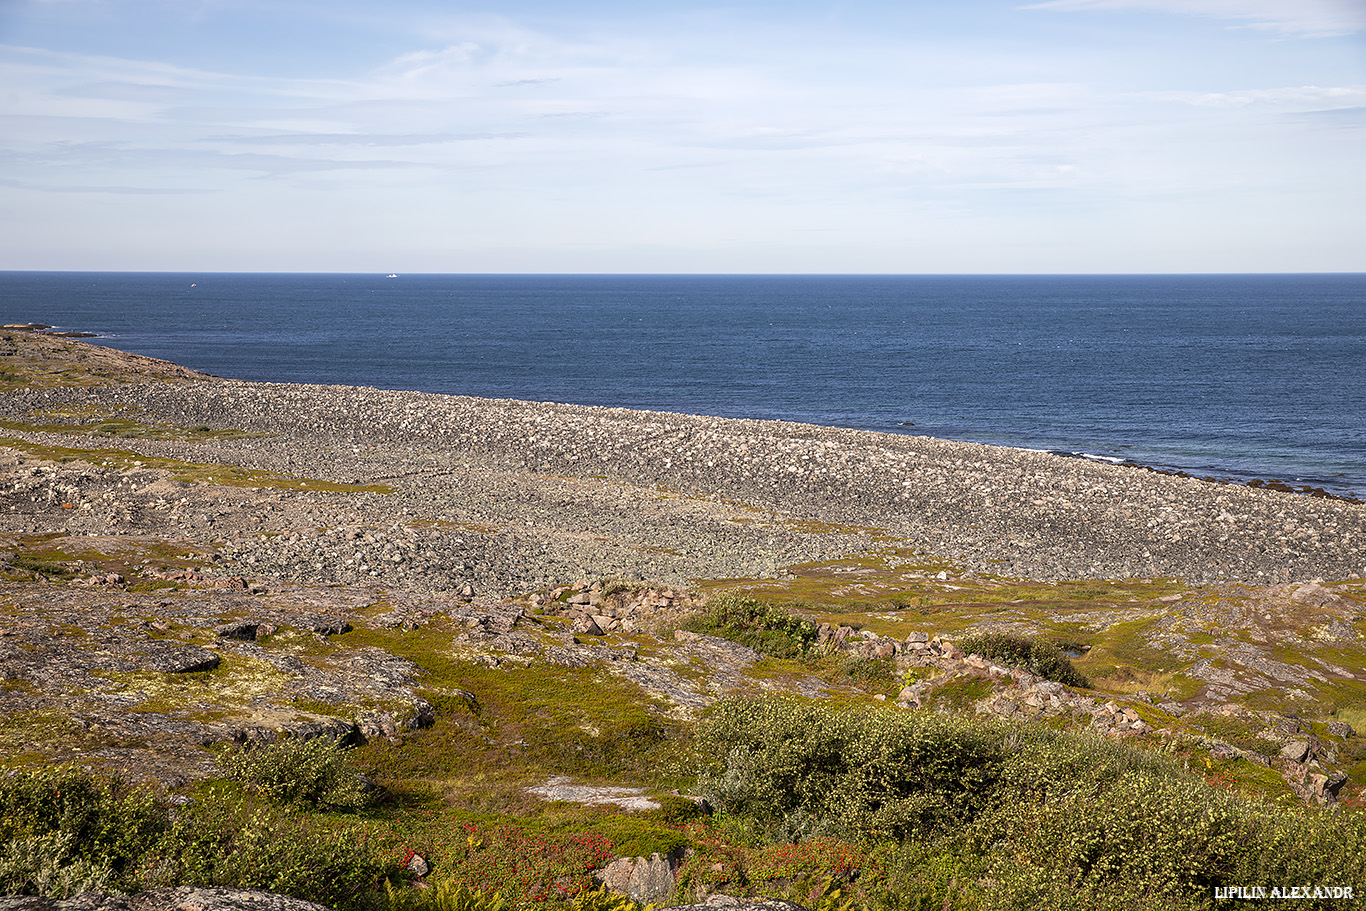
[1144,84,1366,108]
[1024,0,1366,36]
[2,5,1364,270]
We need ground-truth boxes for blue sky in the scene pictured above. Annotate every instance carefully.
[1,0,1363,273]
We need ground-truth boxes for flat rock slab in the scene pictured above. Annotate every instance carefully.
[525,776,661,810]
[138,645,220,674]
[0,888,334,911]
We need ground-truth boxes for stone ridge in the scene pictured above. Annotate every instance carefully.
[11,374,1363,584]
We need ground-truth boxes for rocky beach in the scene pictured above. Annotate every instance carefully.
[4,330,1364,593]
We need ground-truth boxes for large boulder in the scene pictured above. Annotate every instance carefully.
[595,852,678,904]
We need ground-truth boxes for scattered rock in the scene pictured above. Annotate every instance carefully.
[0,887,336,911]
[1280,740,1310,763]
[660,901,810,911]
[300,615,351,636]
[140,646,220,674]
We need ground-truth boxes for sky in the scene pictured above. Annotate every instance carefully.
[0,0,1363,273]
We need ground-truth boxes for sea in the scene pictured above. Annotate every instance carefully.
[2,272,1364,500]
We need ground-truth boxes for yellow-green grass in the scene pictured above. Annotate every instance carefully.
[0,435,392,493]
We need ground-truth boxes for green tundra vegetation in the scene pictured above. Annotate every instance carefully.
[3,648,1365,911]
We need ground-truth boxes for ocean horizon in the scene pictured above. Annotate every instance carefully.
[3,271,1364,499]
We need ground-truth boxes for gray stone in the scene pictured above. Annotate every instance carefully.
[1280,740,1310,763]
[215,620,262,641]
[1328,720,1356,738]
[1289,582,1340,606]
[300,616,351,636]
[0,887,336,911]
[596,853,678,904]
[140,646,220,674]
[405,853,430,877]
[660,902,810,911]
[572,616,604,636]
[526,777,660,811]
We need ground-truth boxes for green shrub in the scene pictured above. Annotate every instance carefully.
[217,737,375,809]
[138,795,386,908]
[685,593,817,659]
[835,655,894,683]
[979,770,1245,908]
[693,695,1366,911]
[0,766,386,908]
[957,632,1089,688]
[0,766,165,893]
[695,697,999,840]
[871,841,984,911]
[0,831,115,898]
[598,578,650,599]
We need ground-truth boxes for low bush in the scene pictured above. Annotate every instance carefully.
[440,823,616,907]
[217,736,376,809]
[684,593,817,659]
[0,831,115,898]
[570,885,648,911]
[695,697,999,840]
[0,766,165,895]
[694,696,1366,911]
[957,632,1089,688]
[0,766,386,907]
[137,794,386,908]
[834,655,894,683]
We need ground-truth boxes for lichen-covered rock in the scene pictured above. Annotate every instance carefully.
[138,646,220,674]
[595,852,678,903]
[0,887,336,911]
[660,901,810,911]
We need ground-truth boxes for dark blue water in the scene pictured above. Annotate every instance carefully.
[3,272,1364,498]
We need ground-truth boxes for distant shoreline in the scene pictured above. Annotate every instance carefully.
[6,321,1362,506]
[6,349,1363,583]
[5,270,1364,504]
